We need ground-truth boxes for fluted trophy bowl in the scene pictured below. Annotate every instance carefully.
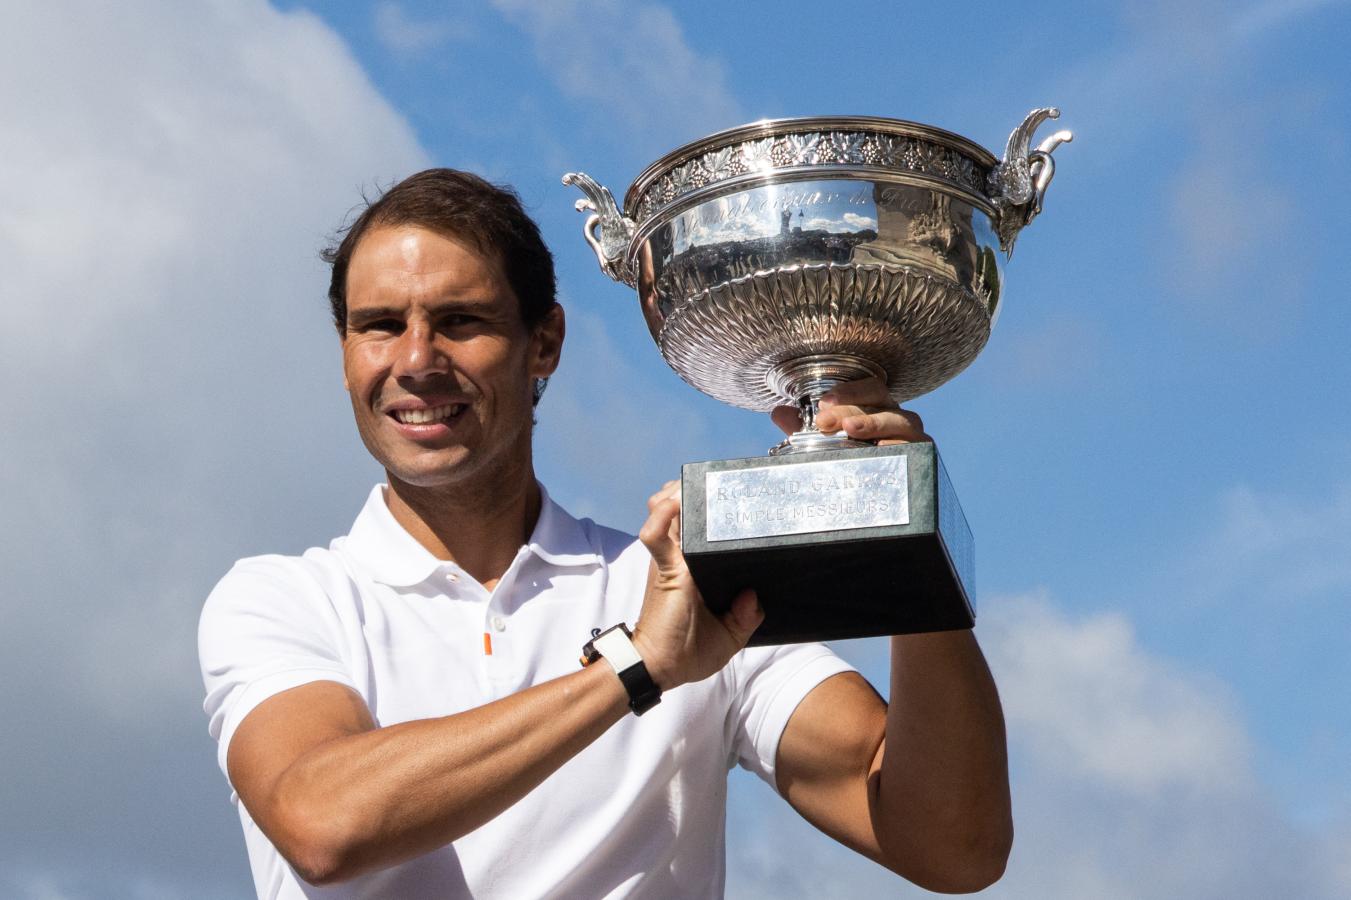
[565,108,1071,453]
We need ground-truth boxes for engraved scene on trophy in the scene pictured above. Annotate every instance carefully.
[634,179,1005,411]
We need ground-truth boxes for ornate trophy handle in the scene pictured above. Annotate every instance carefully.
[562,172,638,286]
[989,108,1073,255]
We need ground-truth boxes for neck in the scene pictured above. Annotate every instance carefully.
[384,462,542,590]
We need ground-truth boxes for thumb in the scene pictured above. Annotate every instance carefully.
[770,405,802,436]
[720,589,764,647]
[639,497,683,572]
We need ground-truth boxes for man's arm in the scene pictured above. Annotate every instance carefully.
[223,488,764,887]
[227,664,628,885]
[776,637,1011,892]
[768,380,1013,892]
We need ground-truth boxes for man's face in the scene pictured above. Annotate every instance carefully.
[341,225,563,489]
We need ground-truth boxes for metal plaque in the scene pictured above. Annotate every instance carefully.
[704,456,909,542]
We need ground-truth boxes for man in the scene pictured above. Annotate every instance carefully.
[199,169,1012,899]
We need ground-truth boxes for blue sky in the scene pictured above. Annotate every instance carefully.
[2,1,1349,897]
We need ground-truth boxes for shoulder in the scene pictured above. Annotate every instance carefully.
[729,641,859,739]
[731,641,856,694]
[198,549,364,764]
[204,548,347,603]
[198,548,357,644]
[727,641,858,785]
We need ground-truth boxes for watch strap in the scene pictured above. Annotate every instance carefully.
[615,659,662,716]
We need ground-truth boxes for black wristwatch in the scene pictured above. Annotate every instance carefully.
[580,624,662,716]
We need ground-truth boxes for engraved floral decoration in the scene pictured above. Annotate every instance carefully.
[633,129,991,221]
[740,137,776,173]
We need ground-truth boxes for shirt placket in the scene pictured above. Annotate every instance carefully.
[479,546,530,695]
[433,563,488,678]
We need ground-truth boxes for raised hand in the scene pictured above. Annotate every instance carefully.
[770,376,930,446]
[631,480,763,690]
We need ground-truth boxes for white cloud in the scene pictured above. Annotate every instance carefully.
[724,586,1351,891]
[725,591,1350,898]
[1,2,425,361]
[0,0,426,893]
[1109,478,1351,833]
[682,214,776,249]
[1157,103,1310,331]
[985,592,1251,794]
[0,0,426,701]
[1,874,76,900]
[983,593,1347,898]
[373,1,470,55]
[1034,0,1338,329]
[489,0,742,148]
[1230,0,1350,38]
[1187,482,1351,605]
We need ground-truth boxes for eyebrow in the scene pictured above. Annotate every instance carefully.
[346,299,503,328]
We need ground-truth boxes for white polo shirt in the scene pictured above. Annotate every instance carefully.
[200,484,855,900]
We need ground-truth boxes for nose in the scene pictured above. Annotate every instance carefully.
[392,322,449,381]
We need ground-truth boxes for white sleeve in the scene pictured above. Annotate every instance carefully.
[731,642,857,789]
[198,555,358,779]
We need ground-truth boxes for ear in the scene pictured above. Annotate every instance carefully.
[529,304,565,378]
[339,331,351,391]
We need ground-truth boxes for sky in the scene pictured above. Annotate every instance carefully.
[2,1,1349,897]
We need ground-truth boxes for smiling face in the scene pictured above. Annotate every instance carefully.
[341,225,563,491]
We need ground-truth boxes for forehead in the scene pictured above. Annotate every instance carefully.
[346,225,512,306]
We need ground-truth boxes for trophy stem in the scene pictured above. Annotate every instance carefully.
[767,354,887,456]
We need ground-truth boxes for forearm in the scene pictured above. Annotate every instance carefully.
[871,630,1012,891]
[269,662,630,883]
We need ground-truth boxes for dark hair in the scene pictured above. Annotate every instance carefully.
[321,169,558,334]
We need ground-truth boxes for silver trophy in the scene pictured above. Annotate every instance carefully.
[565,109,1071,644]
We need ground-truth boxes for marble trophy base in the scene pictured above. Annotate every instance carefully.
[680,442,975,646]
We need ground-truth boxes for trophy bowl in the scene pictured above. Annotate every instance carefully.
[565,109,1071,643]
[565,108,1070,453]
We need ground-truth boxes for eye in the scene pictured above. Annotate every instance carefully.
[362,318,404,334]
[439,313,480,330]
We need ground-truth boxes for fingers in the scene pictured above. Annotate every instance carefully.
[817,399,927,442]
[840,408,929,444]
[820,375,891,408]
[719,589,764,647]
[646,479,680,512]
[768,376,929,444]
[638,496,683,572]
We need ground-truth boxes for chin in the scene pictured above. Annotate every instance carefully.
[386,459,478,489]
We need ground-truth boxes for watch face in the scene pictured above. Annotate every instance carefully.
[581,624,620,667]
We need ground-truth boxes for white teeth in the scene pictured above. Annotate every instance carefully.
[393,404,463,424]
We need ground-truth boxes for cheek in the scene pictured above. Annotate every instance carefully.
[344,346,390,395]
[470,343,530,385]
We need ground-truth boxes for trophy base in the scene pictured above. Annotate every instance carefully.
[681,442,975,646]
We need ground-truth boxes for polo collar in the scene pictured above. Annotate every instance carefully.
[527,483,604,567]
[341,483,601,587]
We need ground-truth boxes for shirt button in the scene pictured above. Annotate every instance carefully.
[446,571,459,583]
[490,616,506,633]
